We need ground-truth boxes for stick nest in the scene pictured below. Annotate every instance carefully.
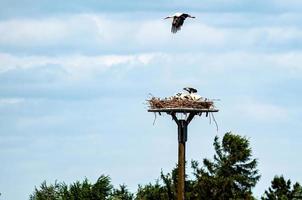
[147,97,214,109]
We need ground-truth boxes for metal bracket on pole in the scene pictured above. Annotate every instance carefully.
[178,120,187,143]
[171,112,195,143]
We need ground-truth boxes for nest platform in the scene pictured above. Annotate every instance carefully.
[147,96,218,116]
[148,108,218,115]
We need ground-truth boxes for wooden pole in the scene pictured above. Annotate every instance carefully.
[148,109,218,200]
[177,120,187,200]
[178,142,185,200]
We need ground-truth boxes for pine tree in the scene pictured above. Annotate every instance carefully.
[110,184,134,200]
[192,132,260,200]
[135,181,168,200]
[29,175,113,200]
[262,175,302,200]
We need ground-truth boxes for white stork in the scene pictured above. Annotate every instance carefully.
[175,92,190,100]
[183,87,197,94]
[164,13,195,33]
[183,87,203,101]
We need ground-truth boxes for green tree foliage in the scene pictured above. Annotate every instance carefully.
[135,166,195,200]
[111,184,134,200]
[191,132,260,200]
[91,176,113,200]
[29,132,264,200]
[29,181,67,200]
[261,175,302,200]
[136,132,260,200]
[135,181,167,200]
[29,175,133,200]
[160,167,195,200]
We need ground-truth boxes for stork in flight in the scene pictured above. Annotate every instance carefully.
[164,13,195,33]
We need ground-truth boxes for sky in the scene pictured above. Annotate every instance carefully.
[1,0,302,199]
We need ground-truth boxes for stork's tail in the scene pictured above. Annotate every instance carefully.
[171,25,180,33]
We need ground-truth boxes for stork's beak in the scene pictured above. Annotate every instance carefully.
[163,16,170,20]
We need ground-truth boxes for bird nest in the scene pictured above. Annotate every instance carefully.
[147,96,214,109]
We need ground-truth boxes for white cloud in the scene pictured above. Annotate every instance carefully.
[0,14,117,48]
[1,50,302,84]
[0,52,158,80]
[1,13,302,53]
[0,98,24,105]
[0,18,69,46]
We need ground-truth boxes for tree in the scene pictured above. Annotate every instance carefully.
[29,132,262,199]
[135,181,167,200]
[135,165,196,200]
[29,181,65,200]
[69,179,93,200]
[262,175,302,200]
[292,183,302,200]
[30,175,113,200]
[110,184,134,200]
[91,175,113,200]
[191,132,260,200]
[160,166,195,200]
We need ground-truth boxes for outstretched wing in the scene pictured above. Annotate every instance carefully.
[171,17,185,33]
[183,87,198,93]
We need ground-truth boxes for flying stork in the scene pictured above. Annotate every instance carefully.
[164,13,195,33]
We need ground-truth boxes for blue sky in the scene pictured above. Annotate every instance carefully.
[1,0,302,199]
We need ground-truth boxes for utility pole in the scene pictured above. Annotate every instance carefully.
[148,108,218,200]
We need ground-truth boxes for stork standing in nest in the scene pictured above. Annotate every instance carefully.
[164,13,195,33]
[183,87,203,101]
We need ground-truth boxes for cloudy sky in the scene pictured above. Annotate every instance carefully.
[1,0,302,199]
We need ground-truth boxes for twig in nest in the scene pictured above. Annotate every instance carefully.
[211,113,219,132]
[153,112,157,125]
